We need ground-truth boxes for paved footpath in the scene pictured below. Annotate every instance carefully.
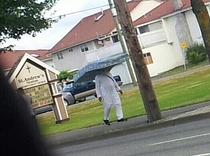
[45,102,210,147]
[45,65,210,147]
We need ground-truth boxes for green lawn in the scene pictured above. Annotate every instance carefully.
[37,65,210,136]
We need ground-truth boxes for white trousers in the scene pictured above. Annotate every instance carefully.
[103,103,123,120]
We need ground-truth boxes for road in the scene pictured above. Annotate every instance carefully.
[53,118,210,156]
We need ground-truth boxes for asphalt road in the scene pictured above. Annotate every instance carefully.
[53,118,210,156]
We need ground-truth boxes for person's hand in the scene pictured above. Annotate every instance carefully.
[119,90,123,95]
[98,97,102,102]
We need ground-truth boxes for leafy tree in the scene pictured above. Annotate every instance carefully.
[191,0,210,63]
[0,0,58,52]
[57,70,74,82]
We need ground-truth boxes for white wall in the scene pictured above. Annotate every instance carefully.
[85,42,123,62]
[111,0,162,33]
[52,49,86,71]
[43,59,54,68]
[145,43,182,76]
[135,15,185,77]
[161,15,186,65]
[185,10,203,44]
[110,62,132,85]
[53,42,94,71]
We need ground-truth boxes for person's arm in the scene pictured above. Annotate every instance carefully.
[108,72,122,93]
[95,75,102,102]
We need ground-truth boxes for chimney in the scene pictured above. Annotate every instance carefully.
[94,9,104,22]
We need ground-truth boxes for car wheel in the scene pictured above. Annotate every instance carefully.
[63,99,69,107]
[72,96,76,104]
[77,97,86,102]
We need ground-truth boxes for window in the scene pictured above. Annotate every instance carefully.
[112,34,119,43]
[143,52,153,65]
[139,25,149,34]
[80,44,89,52]
[135,28,138,35]
[57,53,63,60]
[138,22,162,34]
[63,82,74,91]
[69,48,73,52]
[138,21,166,47]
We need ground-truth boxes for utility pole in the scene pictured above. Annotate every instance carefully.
[108,0,137,86]
[113,0,162,122]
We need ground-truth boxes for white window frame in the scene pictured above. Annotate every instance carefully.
[80,44,89,52]
[57,53,63,60]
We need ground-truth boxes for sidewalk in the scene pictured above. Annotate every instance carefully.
[46,101,210,147]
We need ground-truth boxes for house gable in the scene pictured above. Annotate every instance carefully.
[133,0,210,26]
[130,0,163,22]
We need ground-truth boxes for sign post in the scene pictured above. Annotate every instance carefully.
[181,42,187,70]
[9,54,69,124]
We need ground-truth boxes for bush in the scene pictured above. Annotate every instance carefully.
[57,70,74,82]
[186,43,207,64]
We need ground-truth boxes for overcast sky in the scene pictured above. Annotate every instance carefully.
[2,0,110,50]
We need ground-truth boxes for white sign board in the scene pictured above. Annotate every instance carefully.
[16,62,47,88]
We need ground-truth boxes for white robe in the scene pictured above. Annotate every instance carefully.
[95,72,123,120]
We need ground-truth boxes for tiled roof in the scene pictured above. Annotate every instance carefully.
[49,0,141,54]
[133,0,210,26]
[0,49,50,70]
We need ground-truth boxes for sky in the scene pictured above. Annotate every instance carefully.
[2,0,111,50]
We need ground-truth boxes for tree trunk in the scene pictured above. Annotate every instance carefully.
[113,0,162,122]
[191,0,210,63]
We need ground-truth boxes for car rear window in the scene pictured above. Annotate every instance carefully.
[63,82,74,91]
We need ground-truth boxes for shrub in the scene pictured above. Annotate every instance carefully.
[57,70,74,82]
[186,43,207,64]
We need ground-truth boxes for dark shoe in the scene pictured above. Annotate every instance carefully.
[117,118,127,122]
[103,120,110,126]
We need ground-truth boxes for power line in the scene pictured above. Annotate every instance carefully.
[50,4,109,19]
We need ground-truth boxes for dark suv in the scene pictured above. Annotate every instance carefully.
[62,80,95,105]
[62,75,123,106]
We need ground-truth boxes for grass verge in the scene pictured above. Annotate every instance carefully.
[37,64,210,136]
